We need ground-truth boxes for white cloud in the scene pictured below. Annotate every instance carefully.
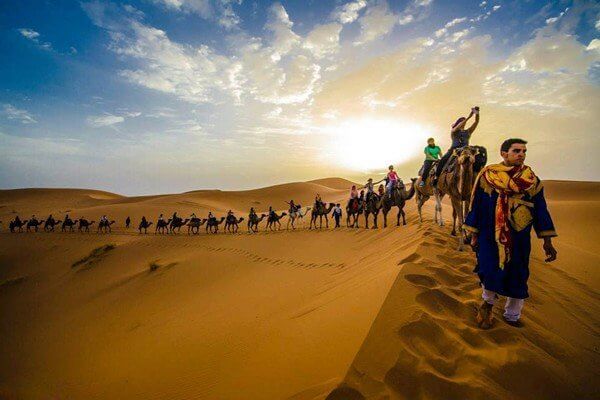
[445,17,466,28]
[2,104,37,124]
[479,1,487,7]
[303,23,342,58]
[265,2,301,60]
[492,5,501,11]
[435,28,446,38]
[86,114,125,127]
[398,14,414,25]
[152,0,240,29]
[354,1,397,45]
[18,28,40,40]
[332,0,367,24]
[18,28,53,51]
[587,39,600,52]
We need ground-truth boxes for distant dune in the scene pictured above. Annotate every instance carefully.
[0,179,598,399]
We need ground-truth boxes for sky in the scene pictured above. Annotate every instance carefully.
[1,0,599,195]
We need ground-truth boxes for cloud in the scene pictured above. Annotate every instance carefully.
[398,14,414,25]
[18,28,40,40]
[2,104,37,124]
[86,114,125,127]
[587,38,600,51]
[18,28,53,51]
[445,17,466,28]
[354,1,397,45]
[150,0,241,29]
[331,0,367,24]
[303,23,343,58]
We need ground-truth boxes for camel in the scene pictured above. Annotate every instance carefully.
[206,217,225,233]
[26,218,43,232]
[437,146,480,250]
[169,217,190,234]
[415,161,444,226]
[363,194,384,229]
[225,216,245,233]
[78,219,95,232]
[287,206,311,230]
[187,218,207,235]
[247,213,267,233]
[381,178,417,227]
[266,212,287,231]
[309,202,335,229]
[346,198,364,228]
[61,217,77,232]
[44,216,62,232]
[155,218,172,234]
[9,218,28,233]
[138,220,153,234]
[97,220,116,233]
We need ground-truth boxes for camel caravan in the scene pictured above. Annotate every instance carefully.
[5,107,487,247]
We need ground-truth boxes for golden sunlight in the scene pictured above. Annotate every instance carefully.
[323,118,430,171]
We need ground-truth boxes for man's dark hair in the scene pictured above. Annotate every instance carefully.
[501,138,527,153]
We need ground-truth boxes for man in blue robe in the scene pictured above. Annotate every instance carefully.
[464,138,557,328]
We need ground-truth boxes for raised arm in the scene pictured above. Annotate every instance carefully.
[467,111,480,134]
[452,112,472,134]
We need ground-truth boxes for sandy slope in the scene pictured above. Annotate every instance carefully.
[0,179,598,400]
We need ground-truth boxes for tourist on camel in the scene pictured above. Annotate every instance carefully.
[434,106,480,185]
[419,138,442,187]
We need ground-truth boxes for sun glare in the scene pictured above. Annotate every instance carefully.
[323,118,430,172]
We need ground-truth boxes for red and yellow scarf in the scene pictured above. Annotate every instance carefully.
[471,163,537,269]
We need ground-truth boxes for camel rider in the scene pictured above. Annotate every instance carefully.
[315,194,324,210]
[434,106,480,185]
[359,190,365,202]
[350,185,358,199]
[208,212,215,222]
[141,216,147,224]
[361,178,384,202]
[386,165,400,198]
[378,184,385,197]
[249,207,256,219]
[158,214,164,222]
[100,215,108,224]
[419,138,442,187]
[46,214,53,223]
[172,212,178,223]
[268,207,275,219]
[285,200,297,213]
[191,213,197,221]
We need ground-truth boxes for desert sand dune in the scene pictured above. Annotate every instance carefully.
[0,179,598,399]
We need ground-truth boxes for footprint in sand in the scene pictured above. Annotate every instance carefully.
[397,253,422,265]
[404,274,439,289]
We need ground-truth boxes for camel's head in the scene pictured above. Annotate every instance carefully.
[281,212,287,216]
[457,147,477,166]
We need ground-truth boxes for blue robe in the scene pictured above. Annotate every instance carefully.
[464,178,557,299]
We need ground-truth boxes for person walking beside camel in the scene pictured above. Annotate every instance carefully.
[333,203,342,228]
[464,138,557,329]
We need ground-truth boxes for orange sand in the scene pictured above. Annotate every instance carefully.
[0,179,598,399]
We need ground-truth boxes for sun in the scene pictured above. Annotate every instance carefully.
[322,117,430,172]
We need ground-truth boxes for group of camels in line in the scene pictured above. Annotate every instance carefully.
[5,145,486,249]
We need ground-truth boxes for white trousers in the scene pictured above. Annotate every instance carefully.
[482,287,525,322]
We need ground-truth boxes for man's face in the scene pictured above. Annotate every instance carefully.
[501,143,527,166]
[428,140,434,146]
